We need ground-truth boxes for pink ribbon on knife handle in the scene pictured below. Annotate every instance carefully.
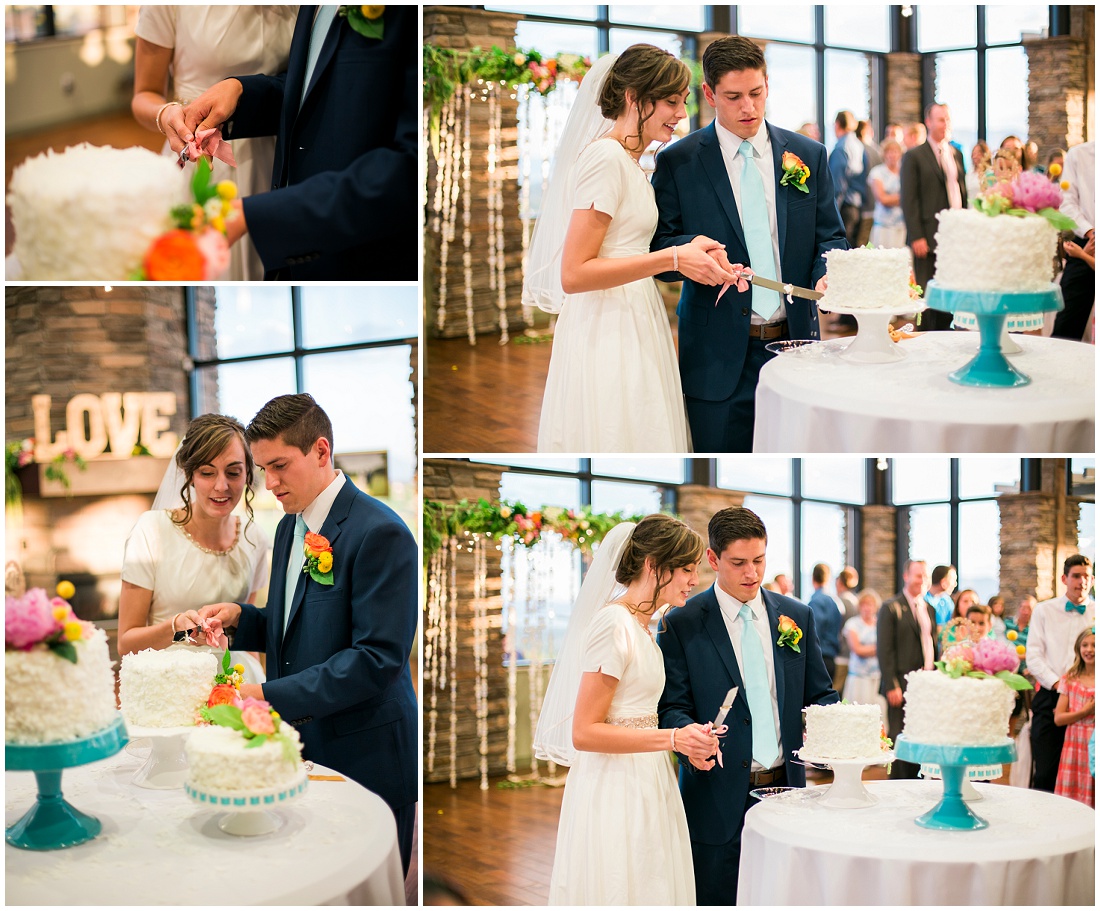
[200,618,229,651]
[178,128,237,169]
[714,266,754,305]
[707,723,731,768]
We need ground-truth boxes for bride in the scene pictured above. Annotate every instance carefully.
[118,413,271,683]
[533,515,719,905]
[524,45,737,453]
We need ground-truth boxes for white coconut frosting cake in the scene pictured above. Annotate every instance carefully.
[7,143,189,280]
[186,724,304,791]
[120,647,219,727]
[801,702,885,759]
[5,626,118,744]
[822,247,914,309]
[902,669,1016,745]
[933,208,1057,292]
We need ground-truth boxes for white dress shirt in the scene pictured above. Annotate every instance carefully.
[301,469,347,535]
[715,583,783,769]
[714,119,787,325]
[1025,596,1096,690]
[1059,141,1094,237]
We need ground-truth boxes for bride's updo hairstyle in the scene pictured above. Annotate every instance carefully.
[614,514,705,616]
[598,44,691,154]
[171,413,256,533]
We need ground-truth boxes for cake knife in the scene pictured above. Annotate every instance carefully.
[741,272,824,301]
[712,686,739,729]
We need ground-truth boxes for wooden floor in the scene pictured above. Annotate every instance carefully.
[424,319,857,454]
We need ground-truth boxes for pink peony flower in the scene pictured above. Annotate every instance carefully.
[6,588,60,650]
[241,704,275,736]
[971,637,1020,675]
[195,228,230,280]
[238,696,272,714]
[1009,171,1063,213]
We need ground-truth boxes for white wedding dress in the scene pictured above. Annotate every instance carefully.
[121,510,272,684]
[548,603,695,905]
[537,139,691,453]
[135,5,297,280]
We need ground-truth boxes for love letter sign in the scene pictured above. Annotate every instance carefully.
[31,393,179,461]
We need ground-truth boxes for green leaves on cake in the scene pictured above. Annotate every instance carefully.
[212,648,244,689]
[936,634,1031,691]
[201,697,300,765]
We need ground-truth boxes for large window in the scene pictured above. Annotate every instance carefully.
[187,288,418,531]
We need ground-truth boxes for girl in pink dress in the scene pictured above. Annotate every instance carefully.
[1054,628,1095,806]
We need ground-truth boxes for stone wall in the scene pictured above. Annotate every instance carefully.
[859,505,898,597]
[1026,34,1091,155]
[424,7,526,340]
[885,52,922,128]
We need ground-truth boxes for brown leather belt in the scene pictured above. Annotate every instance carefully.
[748,766,785,786]
[748,321,788,341]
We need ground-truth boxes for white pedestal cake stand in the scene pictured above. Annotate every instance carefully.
[821,300,925,364]
[794,750,895,808]
[122,722,196,789]
[185,770,308,837]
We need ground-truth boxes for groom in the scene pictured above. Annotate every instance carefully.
[652,36,848,452]
[199,393,417,873]
[658,507,837,903]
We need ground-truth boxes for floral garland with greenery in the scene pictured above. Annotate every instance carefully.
[5,439,87,507]
[423,497,646,563]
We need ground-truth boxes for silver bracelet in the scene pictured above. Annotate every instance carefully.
[672,245,679,272]
[155,100,182,134]
[670,728,677,751]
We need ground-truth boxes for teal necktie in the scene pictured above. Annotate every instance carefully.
[283,514,308,633]
[738,139,781,320]
[739,603,779,768]
[300,6,338,110]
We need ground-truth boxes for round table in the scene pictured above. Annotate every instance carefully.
[737,780,1094,905]
[6,750,406,905]
[753,333,1094,452]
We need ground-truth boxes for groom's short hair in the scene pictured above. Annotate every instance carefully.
[247,393,334,455]
[702,36,766,88]
[708,507,767,555]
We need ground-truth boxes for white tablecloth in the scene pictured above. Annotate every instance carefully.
[6,751,406,905]
[754,333,1095,452]
[738,780,1095,905]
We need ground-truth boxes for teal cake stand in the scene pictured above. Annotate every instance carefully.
[924,281,1063,387]
[894,735,1016,830]
[5,714,128,850]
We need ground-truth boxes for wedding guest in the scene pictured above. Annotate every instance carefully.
[842,589,887,726]
[953,587,978,620]
[966,140,991,200]
[1054,628,1095,807]
[833,566,860,691]
[658,507,838,903]
[808,563,843,681]
[797,121,821,142]
[773,573,796,599]
[901,102,967,331]
[988,593,1009,640]
[182,6,418,280]
[131,5,297,280]
[1046,149,1065,182]
[1027,554,1095,792]
[883,122,905,146]
[1052,141,1095,341]
[199,393,418,871]
[965,603,993,642]
[831,110,868,247]
[903,121,926,150]
[867,138,906,249]
[855,120,882,246]
[924,564,957,626]
[879,559,937,779]
[1023,139,1041,172]
[119,414,271,685]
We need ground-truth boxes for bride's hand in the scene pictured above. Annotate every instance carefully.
[158,103,194,155]
[674,242,739,287]
[675,723,721,763]
[171,610,202,637]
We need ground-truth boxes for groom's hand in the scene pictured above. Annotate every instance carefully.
[688,755,717,771]
[199,601,242,629]
[184,78,244,134]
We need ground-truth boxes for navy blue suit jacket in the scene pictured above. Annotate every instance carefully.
[234,479,418,814]
[227,5,417,279]
[657,585,838,845]
[651,122,848,401]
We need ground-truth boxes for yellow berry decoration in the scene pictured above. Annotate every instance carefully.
[1016,644,1026,656]
[362,5,385,18]
[234,663,245,674]
[56,580,76,600]
[1061,181,1070,190]
[216,180,237,201]
[64,619,84,642]
[1048,162,1062,178]
[1006,629,1017,641]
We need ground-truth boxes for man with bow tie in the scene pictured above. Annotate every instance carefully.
[1026,554,1095,792]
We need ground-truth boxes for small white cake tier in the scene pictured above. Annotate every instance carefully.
[933,209,1057,292]
[120,648,219,727]
[822,247,913,309]
[5,626,118,744]
[902,669,1016,745]
[802,702,884,759]
[186,724,304,791]
[7,143,189,280]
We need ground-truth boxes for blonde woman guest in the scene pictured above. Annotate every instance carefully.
[868,138,906,249]
[842,589,888,725]
[119,414,271,683]
[131,5,297,280]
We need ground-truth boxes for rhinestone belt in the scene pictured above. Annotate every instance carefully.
[606,713,659,729]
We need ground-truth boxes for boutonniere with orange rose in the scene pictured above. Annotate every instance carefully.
[776,614,803,652]
[303,532,335,586]
[339,5,384,40]
[779,151,810,193]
